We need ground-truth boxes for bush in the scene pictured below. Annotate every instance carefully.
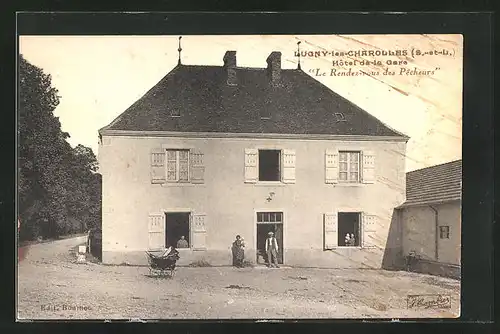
[189,259,212,267]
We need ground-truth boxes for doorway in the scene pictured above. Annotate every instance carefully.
[256,211,284,264]
[165,212,191,249]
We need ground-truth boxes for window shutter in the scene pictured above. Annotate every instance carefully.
[190,150,205,184]
[362,151,376,184]
[151,148,166,184]
[281,149,296,184]
[191,214,207,250]
[244,148,258,183]
[324,213,338,250]
[325,150,339,184]
[148,213,165,250]
[362,213,377,248]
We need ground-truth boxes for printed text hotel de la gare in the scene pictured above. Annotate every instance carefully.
[296,47,456,77]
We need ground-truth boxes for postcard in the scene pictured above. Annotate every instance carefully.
[17,33,462,320]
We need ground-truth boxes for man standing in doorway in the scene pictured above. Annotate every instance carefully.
[265,231,279,268]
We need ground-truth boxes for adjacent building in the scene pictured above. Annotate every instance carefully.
[397,159,462,278]
[98,50,409,268]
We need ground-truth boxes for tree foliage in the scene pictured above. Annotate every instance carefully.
[18,54,101,240]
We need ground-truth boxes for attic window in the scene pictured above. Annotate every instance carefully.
[335,113,346,122]
[260,108,271,120]
[170,109,181,117]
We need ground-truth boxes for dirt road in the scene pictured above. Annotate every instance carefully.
[18,235,87,264]
[17,237,460,320]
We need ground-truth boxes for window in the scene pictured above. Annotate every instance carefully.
[257,212,283,223]
[151,148,204,185]
[244,148,295,184]
[166,149,190,182]
[165,212,190,248]
[338,212,361,246]
[339,151,361,182]
[258,150,281,181]
[335,112,346,122]
[439,226,450,239]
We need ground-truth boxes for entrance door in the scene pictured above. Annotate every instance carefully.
[256,212,284,264]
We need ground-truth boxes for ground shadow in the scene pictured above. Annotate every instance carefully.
[381,209,404,270]
[143,273,175,279]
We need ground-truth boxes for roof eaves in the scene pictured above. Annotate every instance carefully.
[396,197,461,209]
[371,117,410,141]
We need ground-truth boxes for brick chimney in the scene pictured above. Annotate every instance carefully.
[223,51,237,86]
[266,51,281,85]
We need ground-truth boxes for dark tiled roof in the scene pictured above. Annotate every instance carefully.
[100,64,407,137]
[400,160,462,207]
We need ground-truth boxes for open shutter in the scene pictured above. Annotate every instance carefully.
[362,213,377,248]
[244,148,258,183]
[148,213,165,250]
[325,150,339,184]
[281,149,296,184]
[151,148,166,184]
[324,213,338,250]
[191,214,207,250]
[190,150,205,184]
[362,151,376,184]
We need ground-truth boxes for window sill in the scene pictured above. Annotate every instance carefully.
[324,247,367,250]
[160,182,205,187]
[249,181,287,187]
[174,248,206,252]
[330,182,365,187]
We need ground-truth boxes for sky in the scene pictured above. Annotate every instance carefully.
[19,35,462,172]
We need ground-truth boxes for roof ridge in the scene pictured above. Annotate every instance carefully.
[408,165,462,173]
[407,159,462,174]
[181,64,221,69]
[408,166,462,174]
[178,64,304,72]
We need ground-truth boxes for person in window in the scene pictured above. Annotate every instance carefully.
[265,232,279,268]
[231,235,245,268]
[176,236,189,248]
[345,233,357,246]
[349,233,356,246]
[344,233,351,246]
